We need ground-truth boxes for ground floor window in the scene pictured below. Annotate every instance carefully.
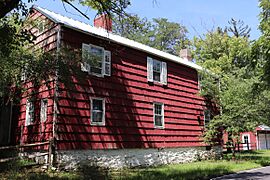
[204,109,211,126]
[40,99,48,122]
[25,99,34,126]
[153,102,164,128]
[91,98,105,125]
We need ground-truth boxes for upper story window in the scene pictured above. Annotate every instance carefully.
[25,99,34,126]
[153,102,164,129]
[81,43,111,77]
[36,18,53,34]
[204,109,211,126]
[91,98,105,126]
[147,57,167,85]
[40,99,48,122]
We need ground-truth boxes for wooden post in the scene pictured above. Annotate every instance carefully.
[48,138,55,168]
[265,133,268,149]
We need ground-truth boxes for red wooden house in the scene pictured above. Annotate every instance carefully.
[13,6,220,169]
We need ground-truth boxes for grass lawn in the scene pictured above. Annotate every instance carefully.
[1,150,270,180]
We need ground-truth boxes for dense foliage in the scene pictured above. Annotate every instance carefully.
[194,0,270,155]
[113,15,189,55]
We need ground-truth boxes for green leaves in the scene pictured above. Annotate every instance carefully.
[113,15,189,56]
[79,0,130,16]
[194,23,270,147]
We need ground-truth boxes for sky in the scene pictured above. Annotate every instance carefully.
[25,0,261,40]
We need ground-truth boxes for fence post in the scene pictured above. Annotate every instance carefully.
[48,138,55,168]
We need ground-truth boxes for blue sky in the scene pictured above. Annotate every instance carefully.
[26,0,261,40]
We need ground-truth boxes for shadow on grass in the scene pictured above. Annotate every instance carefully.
[112,166,233,180]
[0,161,20,173]
[77,165,110,180]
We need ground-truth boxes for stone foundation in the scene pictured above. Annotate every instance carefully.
[56,146,222,170]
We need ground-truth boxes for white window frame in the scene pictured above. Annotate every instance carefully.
[37,20,45,34]
[21,69,27,82]
[153,59,162,82]
[204,109,211,126]
[25,99,34,126]
[242,134,251,150]
[153,102,164,129]
[81,43,111,77]
[147,57,167,85]
[40,98,48,123]
[90,97,105,126]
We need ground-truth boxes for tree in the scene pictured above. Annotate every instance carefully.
[255,0,270,85]
[0,14,32,104]
[226,18,251,38]
[113,14,153,46]
[0,0,131,19]
[0,0,132,104]
[150,18,189,55]
[113,15,189,55]
[193,28,270,157]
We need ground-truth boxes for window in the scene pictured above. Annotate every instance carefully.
[40,99,48,122]
[91,98,105,125]
[243,135,249,144]
[242,134,250,150]
[21,69,27,82]
[153,102,164,128]
[204,110,211,126]
[153,59,161,82]
[147,57,167,85]
[81,43,111,77]
[21,64,29,82]
[36,18,53,34]
[25,99,34,126]
[37,20,45,34]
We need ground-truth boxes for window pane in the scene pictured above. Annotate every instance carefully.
[155,115,162,126]
[88,46,104,75]
[40,99,48,122]
[105,64,110,74]
[204,110,209,119]
[93,99,103,110]
[91,67,102,75]
[91,46,103,56]
[153,60,161,72]
[204,110,211,125]
[154,104,162,115]
[153,72,161,82]
[92,111,103,122]
[26,100,34,123]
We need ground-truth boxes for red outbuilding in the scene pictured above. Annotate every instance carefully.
[223,125,270,151]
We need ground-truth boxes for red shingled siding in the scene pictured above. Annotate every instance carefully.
[15,10,58,146]
[55,27,207,150]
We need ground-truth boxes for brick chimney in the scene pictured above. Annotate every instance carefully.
[180,49,192,61]
[94,14,112,32]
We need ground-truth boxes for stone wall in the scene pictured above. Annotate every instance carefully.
[56,146,222,170]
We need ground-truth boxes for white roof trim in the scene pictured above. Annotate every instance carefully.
[33,6,202,71]
[258,125,270,131]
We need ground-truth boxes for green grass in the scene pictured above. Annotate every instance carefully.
[110,160,261,180]
[1,150,270,180]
